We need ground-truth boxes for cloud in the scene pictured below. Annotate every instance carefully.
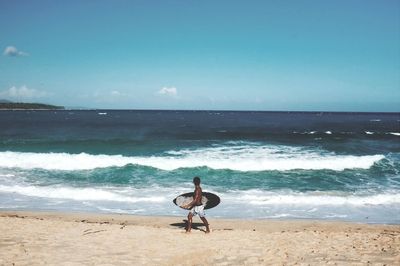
[90,90,127,104]
[0,85,47,100]
[110,90,122,96]
[3,46,29,57]
[158,87,177,97]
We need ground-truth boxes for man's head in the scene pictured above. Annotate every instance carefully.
[193,176,200,186]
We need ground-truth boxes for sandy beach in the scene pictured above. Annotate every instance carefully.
[0,211,398,265]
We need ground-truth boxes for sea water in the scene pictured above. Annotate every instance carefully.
[0,110,399,223]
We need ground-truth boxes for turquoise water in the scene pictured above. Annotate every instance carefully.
[0,110,399,223]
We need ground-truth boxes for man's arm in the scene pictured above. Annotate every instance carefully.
[183,188,201,209]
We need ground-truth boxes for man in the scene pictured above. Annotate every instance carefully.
[182,176,210,233]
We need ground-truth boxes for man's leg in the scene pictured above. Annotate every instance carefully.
[200,216,210,233]
[186,212,193,233]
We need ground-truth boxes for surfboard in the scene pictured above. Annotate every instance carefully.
[173,192,220,210]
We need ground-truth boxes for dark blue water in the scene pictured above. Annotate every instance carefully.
[0,110,399,223]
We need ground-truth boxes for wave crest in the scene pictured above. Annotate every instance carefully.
[0,145,385,171]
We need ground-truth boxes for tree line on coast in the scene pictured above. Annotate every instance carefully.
[0,99,64,110]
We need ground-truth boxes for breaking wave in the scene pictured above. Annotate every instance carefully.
[0,144,385,171]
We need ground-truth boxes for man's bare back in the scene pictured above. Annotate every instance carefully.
[193,185,202,206]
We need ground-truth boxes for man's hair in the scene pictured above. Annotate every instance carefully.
[193,176,201,185]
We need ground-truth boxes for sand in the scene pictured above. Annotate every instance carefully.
[0,211,399,265]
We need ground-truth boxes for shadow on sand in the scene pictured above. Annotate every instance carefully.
[169,219,207,232]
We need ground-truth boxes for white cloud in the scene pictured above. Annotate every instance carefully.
[91,90,127,103]
[110,90,122,96]
[158,87,177,97]
[3,46,29,57]
[0,85,47,100]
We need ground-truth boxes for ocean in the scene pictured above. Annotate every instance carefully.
[0,110,399,223]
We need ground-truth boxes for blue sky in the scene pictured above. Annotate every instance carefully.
[0,0,399,111]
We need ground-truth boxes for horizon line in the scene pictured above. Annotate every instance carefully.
[10,107,400,114]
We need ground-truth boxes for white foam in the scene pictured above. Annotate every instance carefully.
[0,152,133,170]
[0,184,165,203]
[96,207,145,214]
[388,132,400,136]
[265,213,294,218]
[0,145,385,171]
[0,174,15,177]
[324,214,348,218]
[325,131,332,134]
[365,131,374,135]
[223,190,400,206]
[3,181,398,208]
[295,131,317,135]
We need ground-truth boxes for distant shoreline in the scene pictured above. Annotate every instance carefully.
[0,102,64,110]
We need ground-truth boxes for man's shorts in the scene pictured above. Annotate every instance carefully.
[190,205,205,218]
